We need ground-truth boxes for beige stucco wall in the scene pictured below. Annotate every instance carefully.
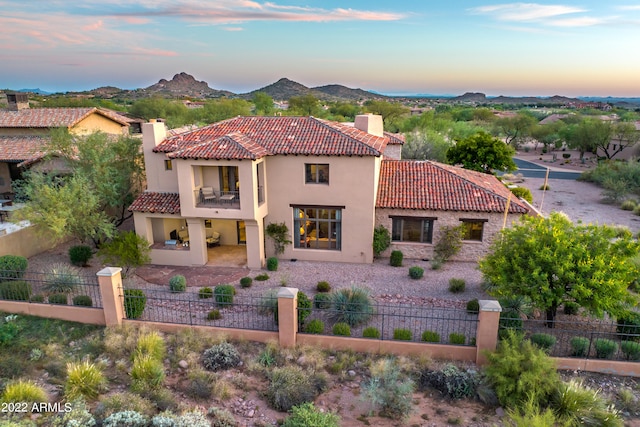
[375,208,523,261]
[142,122,177,193]
[71,114,127,136]
[0,225,62,258]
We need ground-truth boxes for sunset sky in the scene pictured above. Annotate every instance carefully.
[2,1,640,96]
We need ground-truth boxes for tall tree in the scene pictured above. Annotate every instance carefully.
[480,212,640,327]
[252,92,274,116]
[402,131,452,162]
[494,112,537,147]
[561,118,610,159]
[363,100,410,131]
[288,94,321,116]
[603,122,639,159]
[446,131,516,174]
[199,99,251,124]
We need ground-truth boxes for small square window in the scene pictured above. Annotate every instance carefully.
[460,219,485,241]
[305,164,329,184]
[164,160,172,171]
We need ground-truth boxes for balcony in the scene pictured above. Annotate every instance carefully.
[194,188,240,209]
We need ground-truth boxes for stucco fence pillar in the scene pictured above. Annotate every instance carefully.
[277,287,298,348]
[97,267,124,326]
[475,300,502,365]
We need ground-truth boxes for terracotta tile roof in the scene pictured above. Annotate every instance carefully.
[0,136,48,164]
[169,132,270,160]
[154,116,389,157]
[129,192,181,214]
[377,160,529,214]
[0,107,129,128]
[384,131,405,145]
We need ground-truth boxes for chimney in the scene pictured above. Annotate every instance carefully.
[354,114,383,137]
[6,93,29,111]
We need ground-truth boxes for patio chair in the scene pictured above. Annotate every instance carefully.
[178,230,189,244]
[206,230,221,247]
[201,187,216,203]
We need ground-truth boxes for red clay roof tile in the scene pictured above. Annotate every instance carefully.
[169,132,270,160]
[0,107,129,128]
[0,136,48,163]
[129,192,180,214]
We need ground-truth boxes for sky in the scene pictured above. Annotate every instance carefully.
[2,1,640,97]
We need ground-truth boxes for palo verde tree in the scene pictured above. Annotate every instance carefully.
[446,131,517,174]
[479,212,640,327]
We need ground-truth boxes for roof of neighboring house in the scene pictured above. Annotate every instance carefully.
[0,136,49,165]
[0,107,129,129]
[384,131,405,145]
[154,116,389,158]
[169,132,271,160]
[376,160,529,214]
[128,192,181,214]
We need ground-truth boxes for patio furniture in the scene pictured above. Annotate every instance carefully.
[201,187,216,203]
[178,230,189,244]
[206,230,221,247]
[220,194,235,204]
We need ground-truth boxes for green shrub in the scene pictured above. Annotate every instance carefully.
[430,258,443,270]
[214,284,236,306]
[266,257,279,271]
[207,309,221,321]
[539,183,550,190]
[448,278,466,293]
[505,396,559,427]
[258,289,279,321]
[433,225,465,263]
[51,399,96,427]
[593,338,618,359]
[466,299,480,314]
[0,318,20,345]
[616,311,640,341]
[43,263,84,294]
[135,331,166,361]
[510,186,533,203]
[168,275,186,293]
[131,354,165,391]
[297,291,312,324]
[48,293,68,305]
[202,342,241,372]
[239,276,253,288]
[254,273,270,281]
[0,281,32,301]
[363,326,381,339]
[65,360,107,401]
[29,294,44,303]
[449,333,466,345]
[93,391,155,420]
[207,407,238,427]
[69,245,93,267]
[332,322,351,336]
[0,379,48,404]
[282,402,340,427]
[634,205,640,216]
[372,225,391,258]
[103,410,148,427]
[316,281,331,293]
[361,358,414,420]
[389,250,403,267]
[552,379,623,427]
[0,255,28,279]
[570,337,591,357]
[304,319,324,334]
[421,330,440,343]
[621,341,640,361]
[330,286,374,327]
[530,333,557,352]
[72,295,93,307]
[621,199,637,211]
[393,328,412,341]
[408,266,424,279]
[418,364,476,399]
[563,301,580,315]
[123,289,146,319]
[267,366,324,412]
[198,287,213,299]
[313,293,331,309]
[499,310,523,339]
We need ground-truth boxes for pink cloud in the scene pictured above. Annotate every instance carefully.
[82,20,104,31]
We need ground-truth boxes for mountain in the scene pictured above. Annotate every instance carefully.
[18,88,50,95]
[312,84,386,101]
[240,77,384,101]
[450,92,582,105]
[142,72,233,98]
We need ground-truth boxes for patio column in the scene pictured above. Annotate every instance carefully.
[475,300,502,365]
[277,287,298,348]
[186,218,207,265]
[245,219,264,269]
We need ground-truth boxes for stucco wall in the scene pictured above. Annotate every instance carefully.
[72,114,127,136]
[0,225,61,258]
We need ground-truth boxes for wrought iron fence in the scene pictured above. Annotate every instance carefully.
[121,286,278,332]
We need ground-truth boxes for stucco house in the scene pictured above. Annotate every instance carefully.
[130,114,529,269]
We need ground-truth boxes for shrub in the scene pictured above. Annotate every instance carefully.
[297,291,312,324]
[69,245,93,267]
[198,287,213,299]
[372,225,391,258]
[43,263,84,294]
[304,319,324,334]
[430,258,443,270]
[93,391,155,420]
[563,301,580,315]
[621,340,640,361]
[332,322,351,336]
[72,295,93,307]
[393,328,412,341]
[621,199,637,211]
[65,360,107,401]
[103,410,148,427]
[48,293,68,305]
[510,186,533,203]
[51,399,96,427]
[254,273,270,281]
[316,281,331,293]
[266,257,279,271]
[570,337,591,357]
[135,331,166,361]
[267,366,324,412]
[562,153,571,159]
[214,284,236,306]
[552,379,623,427]
[0,280,32,301]
[0,379,48,404]
[0,318,20,345]
[634,205,640,216]
[329,286,374,326]
[207,407,238,427]
[418,364,476,399]
[448,278,466,293]
[282,402,341,427]
[433,225,465,263]
[361,358,414,420]
[616,311,640,341]
[363,326,381,339]
[389,250,403,267]
[0,255,28,279]
[530,333,557,352]
[313,293,331,309]
[449,333,466,345]
[265,222,291,256]
[98,231,151,278]
[169,275,187,293]
[124,289,147,319]
[466,299,480,313]
[30,294,44,303]
[505,396,559,427]
[202,342,241,371]
[421,330,440,343]
[239,277,253,288]
[408,266,424,279]
[258,289,279,320]
[131,354,165,391]
[207,309,221,320]
[593,338,618,359]
[539,184,550,190]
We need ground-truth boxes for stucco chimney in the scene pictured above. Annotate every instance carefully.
[142,121,168,193]
[354,114,383,137]
[6,93,29,111]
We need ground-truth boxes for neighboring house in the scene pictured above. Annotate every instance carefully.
[130,114,529,269]
[0,93,130,196]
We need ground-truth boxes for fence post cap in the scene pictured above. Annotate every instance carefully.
[97,267,123,277]
[277,287,299,299]
[479,300,502,312]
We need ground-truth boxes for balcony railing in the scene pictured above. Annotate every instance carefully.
[194,189,240,209]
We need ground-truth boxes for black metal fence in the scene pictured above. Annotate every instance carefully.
[121,287,278,332]
[0,270,102,308]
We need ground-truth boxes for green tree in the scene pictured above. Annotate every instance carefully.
[198,98,251,124]
[494,112,537,147]
[530,121,565,152]
[446,131,516,174]
[604,121,639,159]
[98,231,151,277]
[401,131,452,162]
[363,100,410,131]
[288,94,321,116]
[561,118,610,159]
[253,91,274,116]
[128,97,191,128]
[328,102,361,121]
[480,212,640,327]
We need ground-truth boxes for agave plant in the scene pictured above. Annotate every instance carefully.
[43,263,84,294]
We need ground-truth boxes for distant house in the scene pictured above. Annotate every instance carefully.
[130,114,529,269]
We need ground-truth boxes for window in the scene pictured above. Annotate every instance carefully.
[305,164,329,184]
[460,219,487,241]
[293,206,341,250]
[164,160,172,171]
[391,217,434,243]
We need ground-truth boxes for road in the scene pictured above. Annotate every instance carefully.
[512,158,582,180]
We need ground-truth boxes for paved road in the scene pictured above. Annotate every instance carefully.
[512,158,582,180]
